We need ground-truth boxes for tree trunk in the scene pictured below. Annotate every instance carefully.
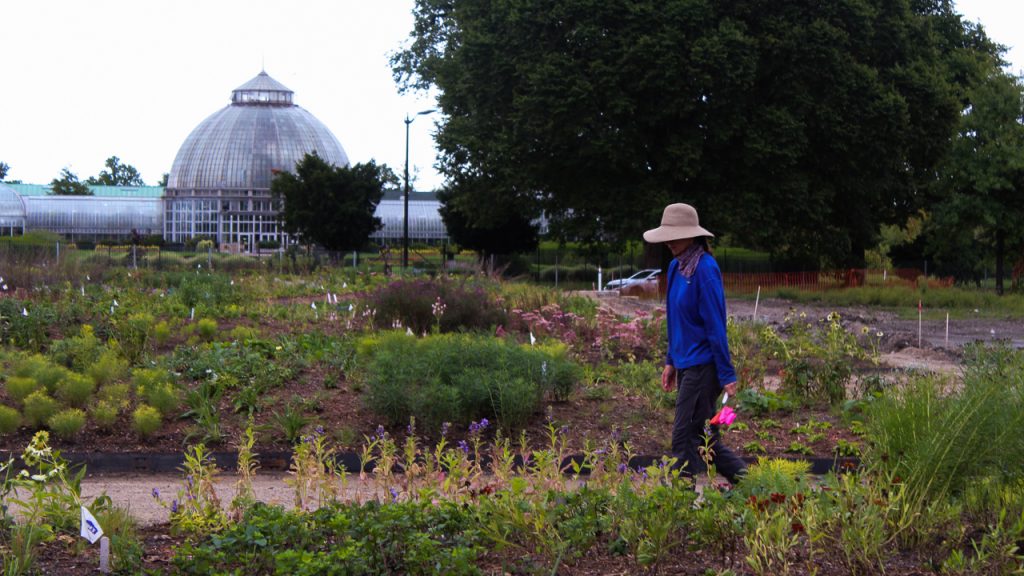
[995,228,1005,296]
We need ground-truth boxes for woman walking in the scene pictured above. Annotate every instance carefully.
[644,203,746,484]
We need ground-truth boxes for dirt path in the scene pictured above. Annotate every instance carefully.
[589,292,1024,350]
[75,473,382,526]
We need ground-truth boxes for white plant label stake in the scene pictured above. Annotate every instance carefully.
[80,506,104,544]
[753,286,761,323]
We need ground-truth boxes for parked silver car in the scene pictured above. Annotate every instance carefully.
[604,268,661,290]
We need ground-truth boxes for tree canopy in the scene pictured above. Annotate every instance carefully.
[393,0,1001,267]
[0,162,9,181]
[271,153,395,252]
[86,156,145,187]
[927,70,1024,292]
[49,168,92,196]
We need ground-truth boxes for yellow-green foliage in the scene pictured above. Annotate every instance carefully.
[735,457,813,499]
[133,368,179,418]
[87,349,129,387]
[0,405,21,435]
[4,376,41,404]
[49,324,103,372]
[196,318,218,342]
[22,390,59,428]
[132,405,162,438]
[153,320,173,346]
[98,383,132,408]
[228,325,259,341]
[56,372,96,408]
[91,401,120,431]
[15,355,70,395]
[48,408,87,439]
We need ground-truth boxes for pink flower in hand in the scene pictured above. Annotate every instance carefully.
[709,406,737,427]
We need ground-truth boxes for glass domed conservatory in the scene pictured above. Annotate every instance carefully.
[0,183,28,237]
[4,70,447,247]
[164,71,351,250]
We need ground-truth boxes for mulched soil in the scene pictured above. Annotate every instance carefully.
[29,523,183,575]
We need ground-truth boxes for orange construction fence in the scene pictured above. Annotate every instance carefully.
[636,268,953,299]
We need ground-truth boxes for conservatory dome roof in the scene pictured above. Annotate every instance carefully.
[167,70,348,192]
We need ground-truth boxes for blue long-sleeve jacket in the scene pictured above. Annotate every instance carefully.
[664,254,737,386]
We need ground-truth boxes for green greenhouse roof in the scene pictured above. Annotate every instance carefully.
[5,183,165,198]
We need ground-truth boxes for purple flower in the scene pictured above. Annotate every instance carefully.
[617,463,628,474]
[151,488,160,499]
[375,425,386,440]
[479,418,489,430]
[559,425,569,436]
[389,487,399,502]
[458,440,469,454]
[186,475,194,488]
[441,422,451,437]
[171,499,179,514]
[315,425,325,436]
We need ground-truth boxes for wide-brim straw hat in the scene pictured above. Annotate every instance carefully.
[643,203,714,243]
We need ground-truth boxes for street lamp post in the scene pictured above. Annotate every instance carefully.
[403,109,436,270]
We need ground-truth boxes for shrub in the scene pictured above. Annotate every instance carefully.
[132,405,162,438]
[49,324,103,371]
[23,391,59,428]
[111,313,154,365]
[153,320,173,347]
[12,354,50,379]
[5,376,41,404]
[15,355,70,395]
[228,325,259,341]
[141,382,181,419]
[176,273,238,309]
[56,372,96,408]
[0,405,21,435]
[47,408,87,440]
[91,400,120,431]
[87,350,129,388]
[359,332,578,434]
[196,318,218,342]
[368,278,506,334]
[98,383,132,408]
[735,457,812,500]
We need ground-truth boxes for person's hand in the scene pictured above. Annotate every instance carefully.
[723,382,738,397]
[661,365,677,392]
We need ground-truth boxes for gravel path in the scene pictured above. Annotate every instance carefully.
[74,473,382,526]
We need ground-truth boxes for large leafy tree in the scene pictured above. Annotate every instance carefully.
[87,156,145,186]
[0,162,9,181]
[437,181,539,257]
[271,153,395,251]
[49,168,92,196]
[927,70,1024,293]
[393,0,999,267]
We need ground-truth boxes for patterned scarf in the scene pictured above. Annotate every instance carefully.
[676,243,705,279]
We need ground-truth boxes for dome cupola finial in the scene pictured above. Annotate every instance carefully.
[231,70,294,106]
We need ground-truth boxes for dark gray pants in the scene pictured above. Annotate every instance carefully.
[671,363,747,484]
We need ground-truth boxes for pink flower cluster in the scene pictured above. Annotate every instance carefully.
[507,304,666,364]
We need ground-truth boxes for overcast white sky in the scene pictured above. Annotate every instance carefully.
[0,1,1021,189]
